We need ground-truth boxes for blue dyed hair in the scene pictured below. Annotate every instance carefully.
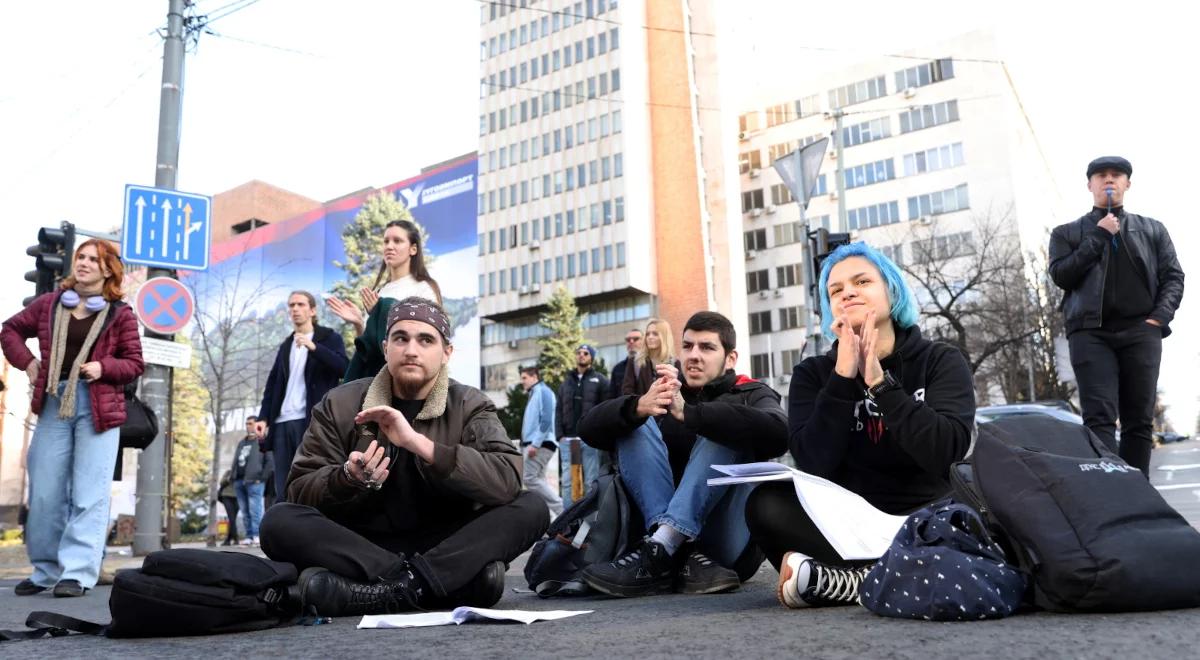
[817,241,919,341]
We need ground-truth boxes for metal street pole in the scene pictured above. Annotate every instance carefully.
[832,109,848,232]
[134,0,186,556]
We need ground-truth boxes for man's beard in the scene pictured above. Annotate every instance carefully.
[394,366,434,398]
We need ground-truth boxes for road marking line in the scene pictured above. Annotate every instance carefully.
[1155,483,1200,491]
[1156,464,1200,471]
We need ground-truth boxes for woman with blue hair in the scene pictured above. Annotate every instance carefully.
[744,241,976,609]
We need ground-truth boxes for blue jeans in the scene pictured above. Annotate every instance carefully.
[26,381,120,589]
[235,480,265,538]
[617,419,755,567]
[558,437,604,506]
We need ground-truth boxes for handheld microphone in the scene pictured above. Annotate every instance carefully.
[1105,187,1114,214]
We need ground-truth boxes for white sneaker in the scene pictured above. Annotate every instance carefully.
[239,537,253,547]
[777,551,868,608]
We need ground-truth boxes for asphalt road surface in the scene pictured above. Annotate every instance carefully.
[2,439,1199,659]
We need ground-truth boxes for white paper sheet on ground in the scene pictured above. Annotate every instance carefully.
[357,607,593,629]
[709,463,906,560]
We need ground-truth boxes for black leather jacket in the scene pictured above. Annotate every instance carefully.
[1049,209,1184,337]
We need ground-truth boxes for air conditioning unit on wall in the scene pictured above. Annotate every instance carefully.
[765,205,777,214]
[750,208,763,217]
[507,340,519,349]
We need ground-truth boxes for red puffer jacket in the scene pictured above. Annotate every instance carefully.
[1,290,145,432]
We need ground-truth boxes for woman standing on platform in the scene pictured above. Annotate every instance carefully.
[326,219,442,381]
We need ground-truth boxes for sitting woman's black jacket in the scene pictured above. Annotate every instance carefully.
[579,369,787,485]
[789,323,975,514]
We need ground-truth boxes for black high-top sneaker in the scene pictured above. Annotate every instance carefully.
[776,551,870,608]
[581,538,674,598]
[298,566,426,617]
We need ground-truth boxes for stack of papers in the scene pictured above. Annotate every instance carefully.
[358,607,592,629]
[709,462,906,560]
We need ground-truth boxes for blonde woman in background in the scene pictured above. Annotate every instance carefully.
[622,318,681,396]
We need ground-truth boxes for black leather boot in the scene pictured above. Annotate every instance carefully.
[297,567,426,617]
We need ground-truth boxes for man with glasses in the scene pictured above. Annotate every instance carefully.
[556,344,610,504]
[609,328,643,399]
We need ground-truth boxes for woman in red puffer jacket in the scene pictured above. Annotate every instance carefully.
[1,239,144,598]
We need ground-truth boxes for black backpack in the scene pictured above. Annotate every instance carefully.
[0,550,301,642]
[524,470,642,596]
[107,549,300,637]
[953,416,1200,612]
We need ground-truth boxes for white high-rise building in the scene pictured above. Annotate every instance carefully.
[476,0,746,401]
[737,31,1058,404]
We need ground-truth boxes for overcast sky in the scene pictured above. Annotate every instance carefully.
[1,0,1195,430]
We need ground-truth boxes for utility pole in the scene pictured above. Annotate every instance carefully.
[830,109,848,232]
[134,0,187,556]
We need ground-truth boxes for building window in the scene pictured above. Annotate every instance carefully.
[847,201,902,231]
[769,184,792,206]
[773,221,803,246]
[739,150,763,174]
[765,102,794,127]
[617,242,626,267]
[795,94,820,119]
[779,305,803,330]
[747,269,770,294]
[776,263,803,288]
[604,245,614,269]
[907,184,970,220]
[781,348,804,372]
[828,75,887,108]
[912,231,976,264]
[880,244,905,266]
[844,158,896,189]
[894,58,954,92]
[750,353,772,380]
[899,100,960,133]
[902,142,965,176]
[749,311,772,335]
[839,118,891,148]
[744,229,768,251]
[741,189,765,212]
[579,250,589,275]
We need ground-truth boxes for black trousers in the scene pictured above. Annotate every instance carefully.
[1068,323,1162,476]
[219,496,239,543]
[270,419,307,499]
[745,481,853,571]
[260,491,549,597]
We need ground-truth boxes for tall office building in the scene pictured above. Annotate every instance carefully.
[476,0,746,399]
[737,31,1057,404]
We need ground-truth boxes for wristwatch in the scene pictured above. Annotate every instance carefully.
[865,370,901,401]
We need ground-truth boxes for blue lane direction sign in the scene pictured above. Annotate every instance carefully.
[122,184,212,271]
[135,277,195,335]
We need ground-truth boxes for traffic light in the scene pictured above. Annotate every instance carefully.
[23,221,76,306]
[809,228,852,302]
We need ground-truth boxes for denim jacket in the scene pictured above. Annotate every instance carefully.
[521,381,557,448]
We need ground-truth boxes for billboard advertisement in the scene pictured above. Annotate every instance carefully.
[184,156,479,424]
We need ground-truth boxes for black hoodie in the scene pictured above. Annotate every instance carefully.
[579,369,787,485]
[788,323,975,514]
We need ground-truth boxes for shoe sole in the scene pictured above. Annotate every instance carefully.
[582,572,673,598]
[675,577,740,595]
[14,587,47,596]
[777,552,807,608]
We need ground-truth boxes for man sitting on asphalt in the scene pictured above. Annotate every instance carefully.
[577,311,787,597]
[260,297,549,616]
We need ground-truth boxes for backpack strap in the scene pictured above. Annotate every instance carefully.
[0,611,108,642]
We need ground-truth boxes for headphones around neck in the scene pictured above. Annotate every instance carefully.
[61,290,107,312]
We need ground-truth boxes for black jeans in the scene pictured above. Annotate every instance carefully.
[219,496,239,543]
[1069,323,1162,476]
[745,481,853,570]
[270,419,307,499]
[260,491,549,597]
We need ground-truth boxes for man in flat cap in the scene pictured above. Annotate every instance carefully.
[260,297,549,615]
[1049,156,1185,475]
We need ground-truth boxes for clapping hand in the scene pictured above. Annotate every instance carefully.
[857,309,884,388]
[325,296,365,333]
[636,374,678,418]
[360,288,380,314]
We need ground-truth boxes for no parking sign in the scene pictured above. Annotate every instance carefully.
[135,277,194,334]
